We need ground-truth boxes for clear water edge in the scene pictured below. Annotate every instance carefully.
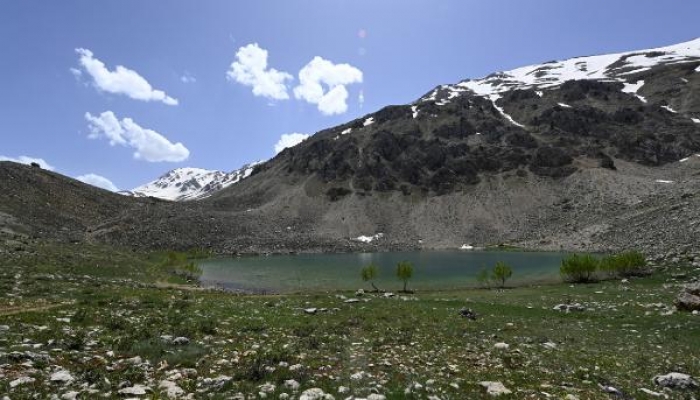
[198,250,568,294]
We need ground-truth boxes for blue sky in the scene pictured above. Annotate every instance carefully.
[1,1,699,191]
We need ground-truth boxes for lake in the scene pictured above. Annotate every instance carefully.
[198,250,568,293]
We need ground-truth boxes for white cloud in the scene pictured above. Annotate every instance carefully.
[85,111,190,163]
[0,155,55,170]
[293,56,363,115]
[227,43,293,100]
[76,173,119,192]
[274,133,309,154]
[180,71,196,84]
[76,48,178,105]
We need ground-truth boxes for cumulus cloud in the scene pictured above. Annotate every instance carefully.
[293,56,363,115]
[274,133,310,154]
[85,111,190,163]
[76,48,178,105]
[76,173,119,192]
[0,155,55,170]
[227,43,293,100]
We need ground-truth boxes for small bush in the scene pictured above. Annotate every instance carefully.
[361,263,380,291]
[396,261,414,292]
[560,254,599,283]
[600,250,647,277]
[492,261,513,288]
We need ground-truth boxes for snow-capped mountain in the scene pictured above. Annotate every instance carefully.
[121,162,261,201]
[419,37,700,103]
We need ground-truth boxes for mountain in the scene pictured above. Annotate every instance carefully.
[121,163,261,201]
[2,38,700,256]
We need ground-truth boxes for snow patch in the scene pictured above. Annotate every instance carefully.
[558,103,572,108]
[490,95,525,127]
[341,128,352,135]
[692,118,700,124]
[622,80,647,103]
[460,244,474,250]
[655,179,674,184]
[355,233,384,243]
[363,117,375,127]
[661,105,678,113]
[411,105,419,119]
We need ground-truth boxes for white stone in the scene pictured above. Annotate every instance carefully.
[479,381,512,396]
[367,395,386,400]
[51,370,75,383]
[159,380,185,398]
[284,380,300,391]
[118,384,151,396]
[10,376,35,388]
[61,391,80,400]
[259,383,276,393]
[494,342,510,350]
[300,388,333,400]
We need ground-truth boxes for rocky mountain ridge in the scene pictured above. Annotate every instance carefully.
[120,163,260,201]
[2,37,700,255]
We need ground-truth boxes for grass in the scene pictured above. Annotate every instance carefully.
[0,239,699,398]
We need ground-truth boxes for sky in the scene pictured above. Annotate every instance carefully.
[1,0,699,191]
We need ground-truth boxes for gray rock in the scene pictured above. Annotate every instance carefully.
[653,372,698,390]
[553,303,585,312]
[172,337,190,345]
[459,307,478,320]
[676,283,700,311]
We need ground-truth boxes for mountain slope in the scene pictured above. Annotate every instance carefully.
[122,163,260,201]
[3,38,700,256]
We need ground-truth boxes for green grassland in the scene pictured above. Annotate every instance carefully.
[0,240,698,399]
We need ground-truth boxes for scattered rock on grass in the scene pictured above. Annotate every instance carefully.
[653,372,699,390]
[479,381,512,396]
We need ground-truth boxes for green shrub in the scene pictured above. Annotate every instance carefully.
[396,261,414,292]
[560,254,599,283]
[600,251,647,278]
[360,263,380,291]
[476,267,491,289]
[492,261,513,288]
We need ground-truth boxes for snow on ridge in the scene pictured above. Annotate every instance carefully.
[127,161,263,201]
[411,105,419,119]
[420,37,700,102]
[363,117,375,127]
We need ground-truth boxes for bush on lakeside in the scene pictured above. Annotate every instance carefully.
[600,250,648,278]
[560,253,599,283]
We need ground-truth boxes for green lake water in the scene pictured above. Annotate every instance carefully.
[199,250,567,293]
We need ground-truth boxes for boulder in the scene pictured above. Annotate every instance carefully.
[653,372,698,390]
[675,283,700,311]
